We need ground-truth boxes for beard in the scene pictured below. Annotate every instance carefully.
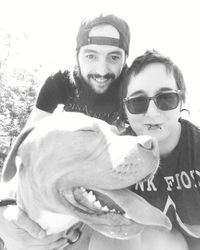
[73,65,127,103]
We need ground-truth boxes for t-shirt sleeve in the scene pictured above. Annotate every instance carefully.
[36,72,70,113]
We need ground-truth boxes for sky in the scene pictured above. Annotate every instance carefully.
[1,0,200,114]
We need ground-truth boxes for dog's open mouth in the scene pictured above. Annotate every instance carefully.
[59,184,172,238]
[60,172,155,219]
[61,187,128,218]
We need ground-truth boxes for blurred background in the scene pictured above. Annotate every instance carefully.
[0,0,200,168]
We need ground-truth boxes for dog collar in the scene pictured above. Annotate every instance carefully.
[65,222,85,245]
[0,199,17,206]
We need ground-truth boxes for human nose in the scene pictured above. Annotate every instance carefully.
[95,57,109,76]
[145,99,160,116]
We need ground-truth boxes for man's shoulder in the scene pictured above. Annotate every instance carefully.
[49,70,72,85]
[44,69,78,94]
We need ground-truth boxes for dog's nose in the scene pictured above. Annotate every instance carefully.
[137,137,156,151]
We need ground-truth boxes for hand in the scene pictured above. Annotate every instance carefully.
[0,205,69,250]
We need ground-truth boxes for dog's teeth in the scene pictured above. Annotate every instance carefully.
[123,213,131,219]
[79,187,88,197]
[87,191,96,202]
[110,209,117,213]
[101,205,109,212]
[94,200,102,209]
[83,191,88,198]
[80,187,86,192]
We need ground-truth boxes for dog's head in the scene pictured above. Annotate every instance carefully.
[1,112,171,239]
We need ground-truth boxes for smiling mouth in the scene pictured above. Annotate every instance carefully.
[92,76,110,84]
[60,169,155,218]
[89,73,115,84]
[61,187,130,218]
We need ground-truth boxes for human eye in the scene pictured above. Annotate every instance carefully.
[129,95,146,103]
[110,54,121,62]
[85,54,96,60]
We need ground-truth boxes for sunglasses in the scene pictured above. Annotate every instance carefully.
[123,90,182,114]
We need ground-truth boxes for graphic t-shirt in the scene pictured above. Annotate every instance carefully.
[129,119,200,238]
[36,70,122,125]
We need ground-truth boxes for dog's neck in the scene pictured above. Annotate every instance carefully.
[17,182,79,234]
[35,210,79,234]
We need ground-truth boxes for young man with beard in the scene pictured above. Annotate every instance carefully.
[0,14,130,250]
[26,14,130,126]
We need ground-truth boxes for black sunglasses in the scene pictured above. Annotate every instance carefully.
[123,90,182,114]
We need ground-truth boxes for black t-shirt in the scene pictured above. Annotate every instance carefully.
[129,119,200,238]
[36,70,122,125]
[36,71,74,113]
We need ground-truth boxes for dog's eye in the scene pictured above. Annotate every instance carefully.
[77,129,97,133]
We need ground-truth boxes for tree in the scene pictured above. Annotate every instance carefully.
[0,28,48,169]
[0,82,38,141]
[0,78,39,168]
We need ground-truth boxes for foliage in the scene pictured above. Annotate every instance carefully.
[0,81,38,139]
[0,80,39,168]
[0,29,42,169]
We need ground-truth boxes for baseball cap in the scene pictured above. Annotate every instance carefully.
[76,14,130,55]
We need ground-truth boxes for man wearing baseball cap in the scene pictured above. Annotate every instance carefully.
[0,14,130,250]
[26,13,130,125]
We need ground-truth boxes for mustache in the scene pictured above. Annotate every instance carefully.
[88,73,115,81]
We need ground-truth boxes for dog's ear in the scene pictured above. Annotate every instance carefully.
[1,126,35,183]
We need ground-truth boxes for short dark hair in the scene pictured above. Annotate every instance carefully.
[122,50,186,103]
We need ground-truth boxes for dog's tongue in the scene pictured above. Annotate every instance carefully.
[99,189,171,230]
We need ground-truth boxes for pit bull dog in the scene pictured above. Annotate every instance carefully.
[1,112,175,249]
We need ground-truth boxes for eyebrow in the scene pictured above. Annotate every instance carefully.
[108,51,123,55]
[82,49,123,55]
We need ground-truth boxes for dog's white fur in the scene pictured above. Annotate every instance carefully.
[1,112,187,249]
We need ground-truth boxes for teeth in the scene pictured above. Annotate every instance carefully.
[123,213,131,219]
[94,77,107,82]
[80,187,86,192]
[82,191,89,198]
[62,187,128,217]
[110,209,117,213]
[78,187,123,214]
[101,205,109,212]
[147,124,161,130]
[94,200,102,209]
[87,191,96,203]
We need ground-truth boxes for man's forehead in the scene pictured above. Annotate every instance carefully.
[89,24,120,39]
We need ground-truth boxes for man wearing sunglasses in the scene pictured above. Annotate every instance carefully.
[122,50,200,249]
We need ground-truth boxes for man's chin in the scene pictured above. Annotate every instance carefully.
[90,80,112,94]
[93,86,110,94]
